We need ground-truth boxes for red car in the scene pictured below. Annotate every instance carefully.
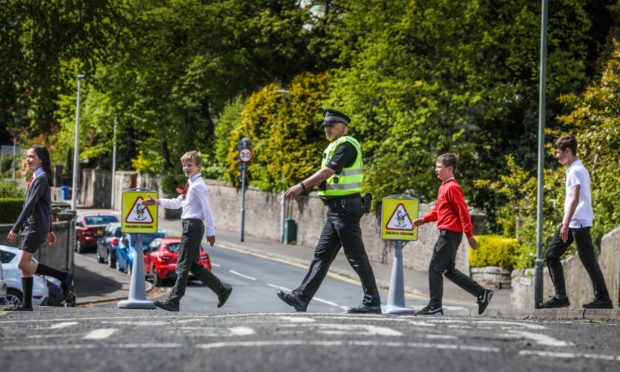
[144,238,212,287]
[75,214,119,253]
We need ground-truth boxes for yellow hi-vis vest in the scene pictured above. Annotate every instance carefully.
[318,136,363,197]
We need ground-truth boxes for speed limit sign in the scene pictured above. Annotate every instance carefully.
[238,148,253,163]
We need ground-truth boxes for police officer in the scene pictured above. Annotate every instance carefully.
[276,109,382,314]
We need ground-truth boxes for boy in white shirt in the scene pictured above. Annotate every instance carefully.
[144,151,232,311]
[539,135,612,309]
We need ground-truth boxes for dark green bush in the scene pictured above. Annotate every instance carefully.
[160,174,187,196]
[0,198,24,224]
[469,235,519,270]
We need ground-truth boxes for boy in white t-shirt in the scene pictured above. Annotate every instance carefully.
[539,134,612,309]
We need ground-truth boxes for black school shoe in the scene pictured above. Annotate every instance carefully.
[477,289,494,315]
[154,298,180,312]
[276,291,307,312]
[583,299,613,309]
[347,304,382,314]
[416,304,443,316]
[217,285,233,308]
[61,272,74,300]
[538,296,570,309]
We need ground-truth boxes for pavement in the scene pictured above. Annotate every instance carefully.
[71,208,620,321]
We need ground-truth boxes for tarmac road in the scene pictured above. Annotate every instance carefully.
[1,308,619,372]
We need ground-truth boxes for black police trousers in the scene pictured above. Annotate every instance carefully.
[428,230,484,307]
[293,197,381,306]
[170,218,224,302]
[545,226,610,301]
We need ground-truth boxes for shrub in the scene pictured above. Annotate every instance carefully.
[0,198,24,224]
[0,180,24,198]
[160,174,187,196]
[469,235,519,270]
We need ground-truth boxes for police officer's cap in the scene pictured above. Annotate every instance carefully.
[322,109,350,126]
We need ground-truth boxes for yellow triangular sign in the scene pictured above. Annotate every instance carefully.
[125,197,154,224]
[385,203,413,231]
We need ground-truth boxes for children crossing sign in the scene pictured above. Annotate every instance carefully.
[381,195,419,241]
[121,189,158,233]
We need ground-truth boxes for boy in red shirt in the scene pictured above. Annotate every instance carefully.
[413,153,494,315]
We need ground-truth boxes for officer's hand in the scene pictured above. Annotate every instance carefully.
[468,236,480,249]
[206,235,215,247]
[284,184,302,201]
[412,218,424,227]
[142,196,158,206]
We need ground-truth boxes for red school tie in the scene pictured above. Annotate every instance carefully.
[26,177,33,191]
[176,182,189,197]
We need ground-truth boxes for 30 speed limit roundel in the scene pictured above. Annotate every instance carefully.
[238,148,253,163]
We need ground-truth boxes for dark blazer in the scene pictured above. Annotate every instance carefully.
[12,174,52,239]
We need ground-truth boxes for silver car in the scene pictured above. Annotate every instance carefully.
[0,245,49,306]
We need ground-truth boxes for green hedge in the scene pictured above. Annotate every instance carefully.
[469,235,519,270]
[160,174,187,196]
[0,198,24,224]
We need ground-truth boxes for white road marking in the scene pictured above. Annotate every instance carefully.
[442,306,467,311]
[196,340,500,352]
[519,350,620,362]
[25,333,83,339]
[279,323,402,337]
[101,321,170,326]
[229,270,256,281]
[277,316,315,323]
[3,343,184,352]
[83,328,118,340]
[507,330,573,347]
[267,283,291,291]
[425,334,458,340]
[312,297,348,311]
[49,322,79,329]
[229,327,256,336]
[478,320,547,330]
[211,263,221,268]
[406,320,437,327]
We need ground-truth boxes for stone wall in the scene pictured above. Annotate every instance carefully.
[0,220,74,272]
[87,169,483,273]
[510,226,620,310]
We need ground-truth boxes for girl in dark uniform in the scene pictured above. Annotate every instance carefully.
[6,145,73,311]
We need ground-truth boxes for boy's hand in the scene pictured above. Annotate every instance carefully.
[7,230,17,242]
[142,196,159,206]
[467,236,479,249]
[206,235,215,247]
[560,223,570,242]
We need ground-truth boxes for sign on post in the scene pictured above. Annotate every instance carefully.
[121,189,158,234]
[238,147,253,163]
[381,195,419,315]
[381,197,419,241]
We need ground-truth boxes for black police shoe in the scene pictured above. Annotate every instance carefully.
[416,304,443,316]
[477,288,494,315]
[154,298,180,312]
[583,299,613,309]
[347,304,382,314]
[276,291,307,312]
[538,296,570,309]
[217,285,233,308]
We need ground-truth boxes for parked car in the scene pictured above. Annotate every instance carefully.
[96,222,123,267]
[0,256,6,305]
[116,231,167,275]
[0,245,49,306]
[144,237,212,287]
[75,214,119,253]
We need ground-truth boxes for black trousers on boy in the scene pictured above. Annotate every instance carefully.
[545,226,610,301]
[170,219,225,302]
[429,230,485,307]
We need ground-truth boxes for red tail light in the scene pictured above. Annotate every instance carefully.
[111,238,119,246]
